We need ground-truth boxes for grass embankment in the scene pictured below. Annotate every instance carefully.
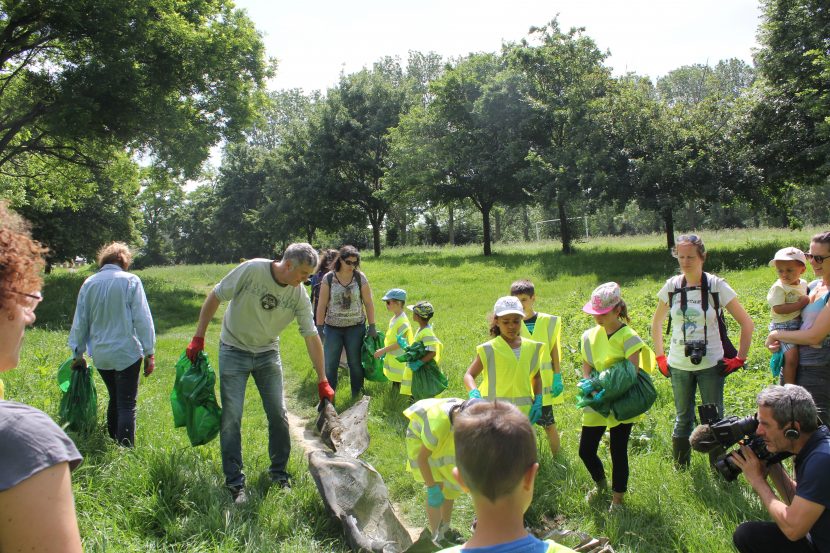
[5,227,823,552]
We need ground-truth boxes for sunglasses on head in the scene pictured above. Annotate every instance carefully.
[807,253,830,263]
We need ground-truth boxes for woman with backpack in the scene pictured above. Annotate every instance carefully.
[766,231,830,425]
[650,234,754,468]
[315,245,377,400]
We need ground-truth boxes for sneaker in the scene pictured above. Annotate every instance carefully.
[443,527,464,544]
[608,501,624,513]
[229,486,247,505]
[271,475,291,489]
[585,480,609,503]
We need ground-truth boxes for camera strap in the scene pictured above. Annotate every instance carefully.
[678,275,709,347]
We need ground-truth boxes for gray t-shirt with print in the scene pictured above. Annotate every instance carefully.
[324,271,368,327]
[0,401,82,491]
[214,259,317,353]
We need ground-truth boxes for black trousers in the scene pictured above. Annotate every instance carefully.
[98,359,141,447]
[578,423,633,493]
[733,521,816,553]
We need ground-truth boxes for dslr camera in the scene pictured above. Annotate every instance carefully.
[697,404,791,482]
[684,340,707,365]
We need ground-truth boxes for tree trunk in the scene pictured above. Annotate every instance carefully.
[494,209,501,243]
[558,198,573,254]
[448,205,455,245]
[663,208,675,250]
[481,204,492,256]
[371,222,381,257]
[522,206,531,242]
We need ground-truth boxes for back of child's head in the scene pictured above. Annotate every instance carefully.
[453,401,537,502]
[510,279,535,297]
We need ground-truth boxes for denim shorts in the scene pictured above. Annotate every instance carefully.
[769,319,801,353]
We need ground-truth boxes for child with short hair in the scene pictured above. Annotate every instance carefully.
[767,247,809,384]
[464,297,544,423]
[403,397,473,539]
[407,301,443,379]
[437,401,577,552]
[511,279,564,456]
[374,288,415,394]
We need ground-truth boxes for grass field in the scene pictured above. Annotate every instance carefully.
[4,227,826,552]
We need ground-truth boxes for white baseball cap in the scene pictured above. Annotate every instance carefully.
[494,296,525,317]
[769,247,807,266]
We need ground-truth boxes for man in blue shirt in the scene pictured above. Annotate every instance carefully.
[69,242,155,447]
[733,384,830,553]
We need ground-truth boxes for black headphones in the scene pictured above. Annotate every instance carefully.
[785,396,801,441]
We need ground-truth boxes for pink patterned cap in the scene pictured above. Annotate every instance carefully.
[582,282,621,315]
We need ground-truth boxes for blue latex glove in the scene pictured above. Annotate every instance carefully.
[427,484,444,507]
[770,351,784,378]
[468,389,482,400]
[552,373,564,398]
[396,333,408,349]
[577,378,595,397]
[408,359,424,372]
[528,394,543,424]
[593,389,606,402]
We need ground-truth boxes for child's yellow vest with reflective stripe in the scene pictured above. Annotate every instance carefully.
[520,313,562,407]
[580,324,655,427]
[403,397,463,499]
[383,312,414,386]
[476,336,542,415]
[403,325,443,396]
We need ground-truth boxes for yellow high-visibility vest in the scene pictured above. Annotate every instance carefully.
[403,397,464,500]
[383,312,415,385]
[402,325,443,396]
[476,336,542,415]
[580,324,654,427]
[520,313,562,407]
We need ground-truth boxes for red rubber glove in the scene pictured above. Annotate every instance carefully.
[721,357,746,376]
[656,355,670,378]
[143,354,155,377]
[318,380,335,402]
[186,337,204,362]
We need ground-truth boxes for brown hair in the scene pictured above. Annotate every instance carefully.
[671,234,707,261]
[332,245,360,272]
[453,401,537,502]
[510,279,535,297]
[811,232,830,248]
[97,242,133,270]
[488,313,500,337]
[615,299,631,323]
[0,202,46,313]
[317,248,338,273]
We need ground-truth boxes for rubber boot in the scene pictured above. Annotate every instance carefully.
[672,436,691,469]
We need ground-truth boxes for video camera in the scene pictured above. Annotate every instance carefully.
[690,403,791,481]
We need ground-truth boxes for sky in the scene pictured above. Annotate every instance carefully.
[233,0,764,93]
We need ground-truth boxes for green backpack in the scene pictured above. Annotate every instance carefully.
[171,351,222,446]
[57,357,98,433]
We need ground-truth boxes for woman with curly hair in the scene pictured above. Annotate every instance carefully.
[0,202,83,552]
[68,241,156,447]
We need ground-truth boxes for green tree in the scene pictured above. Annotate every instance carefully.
[750,0,830,185]
[0,0,270,182]
[510,20,615,253]
[137,165,185,266]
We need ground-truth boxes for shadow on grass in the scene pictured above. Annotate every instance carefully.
[36,272,204,334]
[388,240,795,285]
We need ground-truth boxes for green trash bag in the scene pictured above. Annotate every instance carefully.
[171,351,222,446]
[58,358,98,433]
[611,370,657,421]
[410,361,448,400]
[395,340,427,363]
[361,331,388,382]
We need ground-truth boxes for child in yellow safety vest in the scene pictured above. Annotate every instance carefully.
[406,301,443,394]
[373,288,415,395]
[463,296,544,423]
[511,279,564,456]
[578,282,655,512]
[404,397,477,540]
[435,401,577,553]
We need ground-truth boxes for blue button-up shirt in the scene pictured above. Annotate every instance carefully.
[68,264,155,371]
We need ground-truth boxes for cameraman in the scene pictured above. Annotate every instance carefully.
[732,385,830,553]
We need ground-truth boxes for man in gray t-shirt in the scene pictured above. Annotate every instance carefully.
[186,243,335,504]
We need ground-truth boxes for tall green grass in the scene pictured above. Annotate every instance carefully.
[5,227,822,552]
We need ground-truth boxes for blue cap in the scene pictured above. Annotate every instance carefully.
[382,288,407,302]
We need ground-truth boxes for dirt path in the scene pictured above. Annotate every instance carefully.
[286,410,422,543]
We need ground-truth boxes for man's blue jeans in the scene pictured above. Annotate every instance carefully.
[323,324,365,397]
[670,364,725,438]
[219,342,290,489]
